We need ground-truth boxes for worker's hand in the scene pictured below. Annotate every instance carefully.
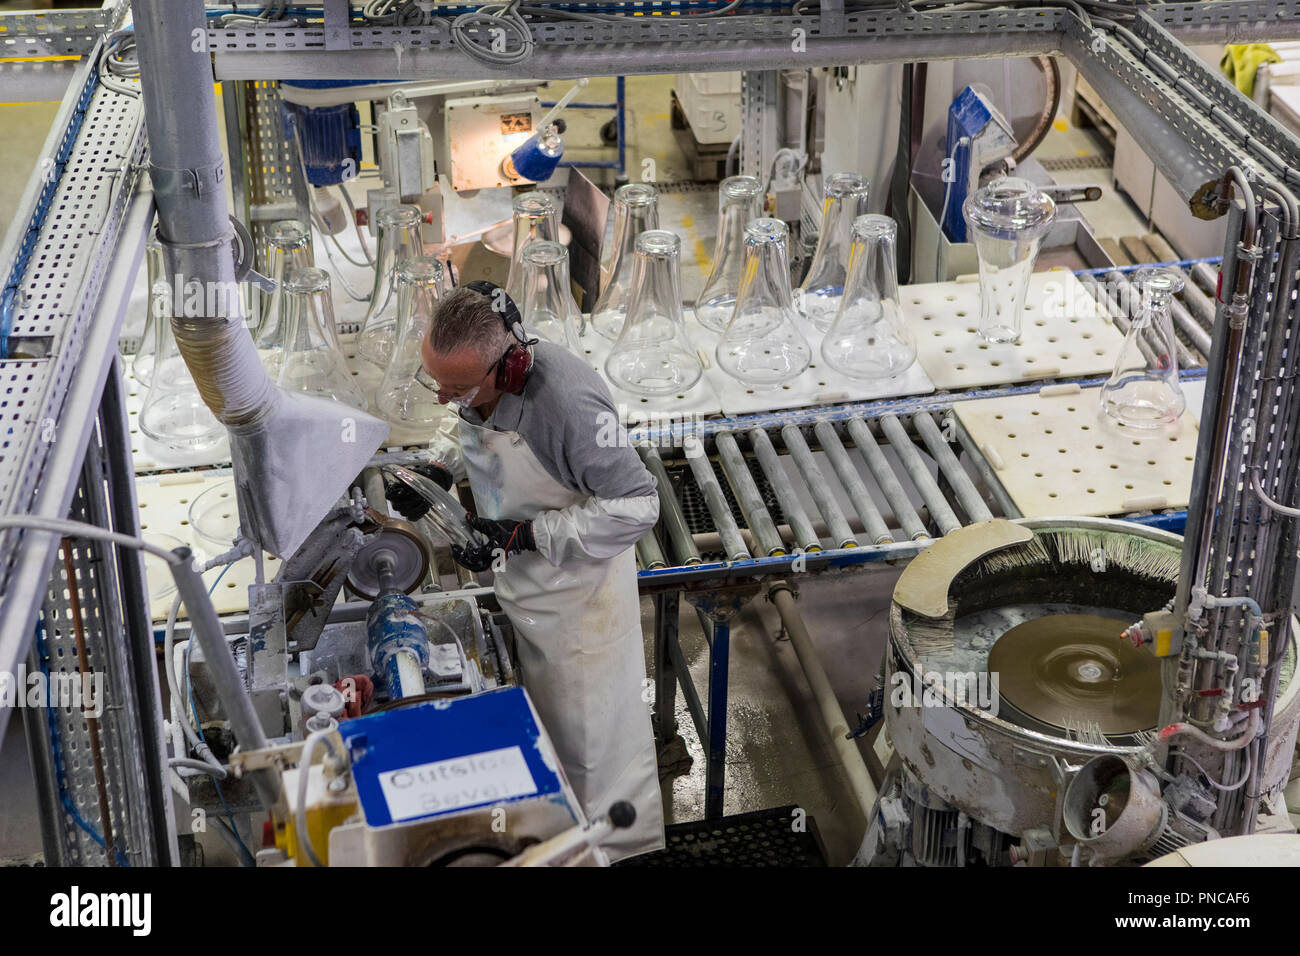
[450,516,536,572]
[384,461,454,521]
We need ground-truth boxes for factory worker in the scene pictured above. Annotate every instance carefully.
[386,280,665,862]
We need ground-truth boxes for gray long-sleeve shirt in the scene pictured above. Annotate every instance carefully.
[427,341,658,565]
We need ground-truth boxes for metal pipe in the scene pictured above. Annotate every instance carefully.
[1079,273,1158,366]
[1175,268,1218,336]
[169,547,280,809]
[845,417,928,541]
[638,444,701,566]
[768,581,877,821]
[878,414,961,536]
[636,533,668,570]
[813,421,892,545]
[1107,269,1200,370]
[748,427,820,553]
[911,412,994,524]
[132,0,387,558]
[714,431,784,556]
[682,436,749,561]
[780,424,857,548]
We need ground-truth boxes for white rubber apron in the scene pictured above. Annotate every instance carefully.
[458,416,665,862]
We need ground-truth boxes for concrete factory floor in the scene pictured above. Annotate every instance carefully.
[641,569,902,866]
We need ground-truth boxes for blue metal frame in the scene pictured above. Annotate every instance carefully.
[542,76,627,181]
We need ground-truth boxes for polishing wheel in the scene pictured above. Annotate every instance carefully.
[988,613,1161,737]
[346,517,431,600]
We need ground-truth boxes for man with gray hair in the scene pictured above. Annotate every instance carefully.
[386,281,665,862]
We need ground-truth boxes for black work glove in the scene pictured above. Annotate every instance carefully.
[450,515,537,572]
[383,461,454,522]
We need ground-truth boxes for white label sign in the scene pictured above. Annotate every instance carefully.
[378,746,538,821]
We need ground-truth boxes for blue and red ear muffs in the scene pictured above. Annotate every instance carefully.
[466,279,535,395]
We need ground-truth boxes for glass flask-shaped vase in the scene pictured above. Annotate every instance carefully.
[604,230,703,396]
[138,312,226,455]
[1100,267,1187,428]
[821,215,917,380]
[276,267,369,410]
[358,205,424,367]
[715,219,812,387]
[504,191,560,306]
[253,220,314,375]
[962,177,1056,344]
[376,258,447,428]
[797,172,871,332]
[695,175,764,333]
[131,228,166,387]
[520,240,582,352]
[590,183,660,341]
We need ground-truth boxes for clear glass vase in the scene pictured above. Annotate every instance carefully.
[131,228,166,387]
[275,267,369,410]
[695,175,764,333]
[962,177,1056,344]
[821,215,917,380]
[1100,267,1187,428]
[504,191,560,306]
[376,258,447,428]
[520,240,582,352]
[357,205,425,367]
[590,183,660,341]
[253,220,314,375]
[604,230,703,396]
[715,219,812,387]
[797,172,871,332]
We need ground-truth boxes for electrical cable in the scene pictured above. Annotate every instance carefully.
[337,185,376,267]
[98,30,140,99]
[1171,746,1253,792]
[449,2,535,65]
[296,729,340,867]
[33,617,130,866]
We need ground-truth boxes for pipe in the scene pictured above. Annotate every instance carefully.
[638,445,701,566]
[748,427,820,553]
[911,412,993,524]
[132,0,388,559]
[636,533,668,570]
[878,414,961,536]
[767,581,877,821]
[813,421,892,545]
[169,547,280,809]
[1079,273,1158,367]
[1106,270,1200,371]
[682,436,749,561]
[780,425,857,549]
[714,431,784,557]
[845,417,928,541]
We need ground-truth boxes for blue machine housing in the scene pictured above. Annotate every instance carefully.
[339,686,569,828]
[941,86,1015,243]
[282,94,363,187]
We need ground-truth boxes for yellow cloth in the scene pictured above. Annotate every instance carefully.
[1220,43,1282,97]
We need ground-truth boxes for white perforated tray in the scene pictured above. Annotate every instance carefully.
[907,271,1125,390]
[136,472,284,621]
[954,383,1198,518]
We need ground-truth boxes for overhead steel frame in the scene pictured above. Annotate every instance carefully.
[0,0,1298,842]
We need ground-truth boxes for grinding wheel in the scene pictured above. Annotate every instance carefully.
[346,517,431,600]
[988,613,1160,736]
